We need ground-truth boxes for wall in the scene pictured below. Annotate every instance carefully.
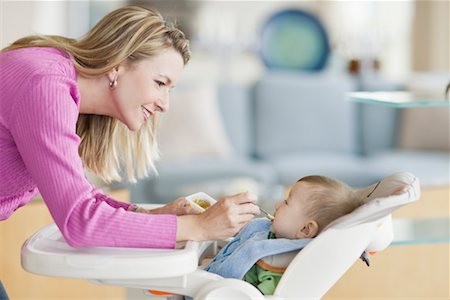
[412,0,449,72]
[0,1,37,48]
[3,1,445,83]
[0,1,124,49]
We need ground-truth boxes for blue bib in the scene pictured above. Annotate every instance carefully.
[205,218,311,279]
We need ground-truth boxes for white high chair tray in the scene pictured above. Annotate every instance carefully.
[21,223,213,280]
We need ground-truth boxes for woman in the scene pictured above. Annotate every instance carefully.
[0,6,259,255]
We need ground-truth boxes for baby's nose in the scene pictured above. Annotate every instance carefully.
[275,201,282,209]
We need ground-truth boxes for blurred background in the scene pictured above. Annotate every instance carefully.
[1,1,448,82]
[15,0,445,202]
[1,1,449,299]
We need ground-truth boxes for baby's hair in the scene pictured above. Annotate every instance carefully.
[296,175,364,233]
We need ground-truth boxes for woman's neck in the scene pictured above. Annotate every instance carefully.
[77,74,113,116]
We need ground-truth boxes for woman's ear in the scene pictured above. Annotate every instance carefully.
[296,220,319,239]
[106,66,119,83]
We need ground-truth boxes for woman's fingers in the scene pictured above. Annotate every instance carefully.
[174,198,201,215]
[151,197,199,215]
[197,194,260,239]
[235,202,261,216]
[214,197,260,218]
[221,191,258,205]
[237,213,259,224]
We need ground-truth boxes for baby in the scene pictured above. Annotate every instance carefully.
[205,175,365,295]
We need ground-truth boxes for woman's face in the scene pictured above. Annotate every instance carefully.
[111,47,184,131]
[271,181,311,239]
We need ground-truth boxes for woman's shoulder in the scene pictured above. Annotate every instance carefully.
[2,46,69,60]
[1,47,76,78]
[0,47,80,124]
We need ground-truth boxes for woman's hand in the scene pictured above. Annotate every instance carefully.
[144,197,200,216]
[176,191,261,241]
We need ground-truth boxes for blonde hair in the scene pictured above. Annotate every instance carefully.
[297,176,364,232]
[3,6,190,183]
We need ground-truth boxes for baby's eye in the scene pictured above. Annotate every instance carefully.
[284,199,288,205]
[155,80,165,87]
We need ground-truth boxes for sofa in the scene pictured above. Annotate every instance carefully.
[129,71,449,204]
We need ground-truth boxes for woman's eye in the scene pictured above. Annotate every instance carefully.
[284,199,288,205]
[155,80,165,87]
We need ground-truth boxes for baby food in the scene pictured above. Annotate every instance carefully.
[193,199,211,209]
[186,192,217,213]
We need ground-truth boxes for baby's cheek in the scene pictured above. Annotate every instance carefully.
[269,221,278,234]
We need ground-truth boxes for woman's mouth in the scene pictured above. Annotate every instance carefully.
[141,106,152,121]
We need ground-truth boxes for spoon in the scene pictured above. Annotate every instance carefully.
[258,206,275,221]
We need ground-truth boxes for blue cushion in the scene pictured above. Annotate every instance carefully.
[269,152,384,188]
[130,158,276,204]
[367,150,450,186]
[217,84,252,157]
[254,71,357,158]
[357,103,400,155]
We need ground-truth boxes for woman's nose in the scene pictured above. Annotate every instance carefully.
[157,95,169,113]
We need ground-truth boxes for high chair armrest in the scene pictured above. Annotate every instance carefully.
[21,223,216,280]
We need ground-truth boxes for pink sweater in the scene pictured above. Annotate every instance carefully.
[0,47,177,248]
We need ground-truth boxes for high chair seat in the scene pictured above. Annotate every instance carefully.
[274,172,419,299]
[21,172,420,299]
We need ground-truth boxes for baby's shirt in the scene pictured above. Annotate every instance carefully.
[244,264,283,295]
[205,218,311,293]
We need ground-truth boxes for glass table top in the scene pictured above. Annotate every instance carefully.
[392,217,449,246]
[349,91,450,108]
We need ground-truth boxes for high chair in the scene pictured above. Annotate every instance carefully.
[21,172,420,299]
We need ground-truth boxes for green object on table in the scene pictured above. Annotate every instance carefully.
[349,91,450,107]
[392,217,450,246]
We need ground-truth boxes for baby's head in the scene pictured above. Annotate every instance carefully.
[271,175,364,239]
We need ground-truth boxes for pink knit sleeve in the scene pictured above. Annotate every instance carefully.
[9,74,177,248]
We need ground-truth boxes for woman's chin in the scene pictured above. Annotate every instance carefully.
[128,124,141,132]
[121,120,141,132]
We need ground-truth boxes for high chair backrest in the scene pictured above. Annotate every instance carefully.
[274,172,420,299]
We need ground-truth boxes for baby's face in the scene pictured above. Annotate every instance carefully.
[271,181,311,239]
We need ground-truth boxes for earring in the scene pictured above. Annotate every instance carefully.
[109,78,118,88]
